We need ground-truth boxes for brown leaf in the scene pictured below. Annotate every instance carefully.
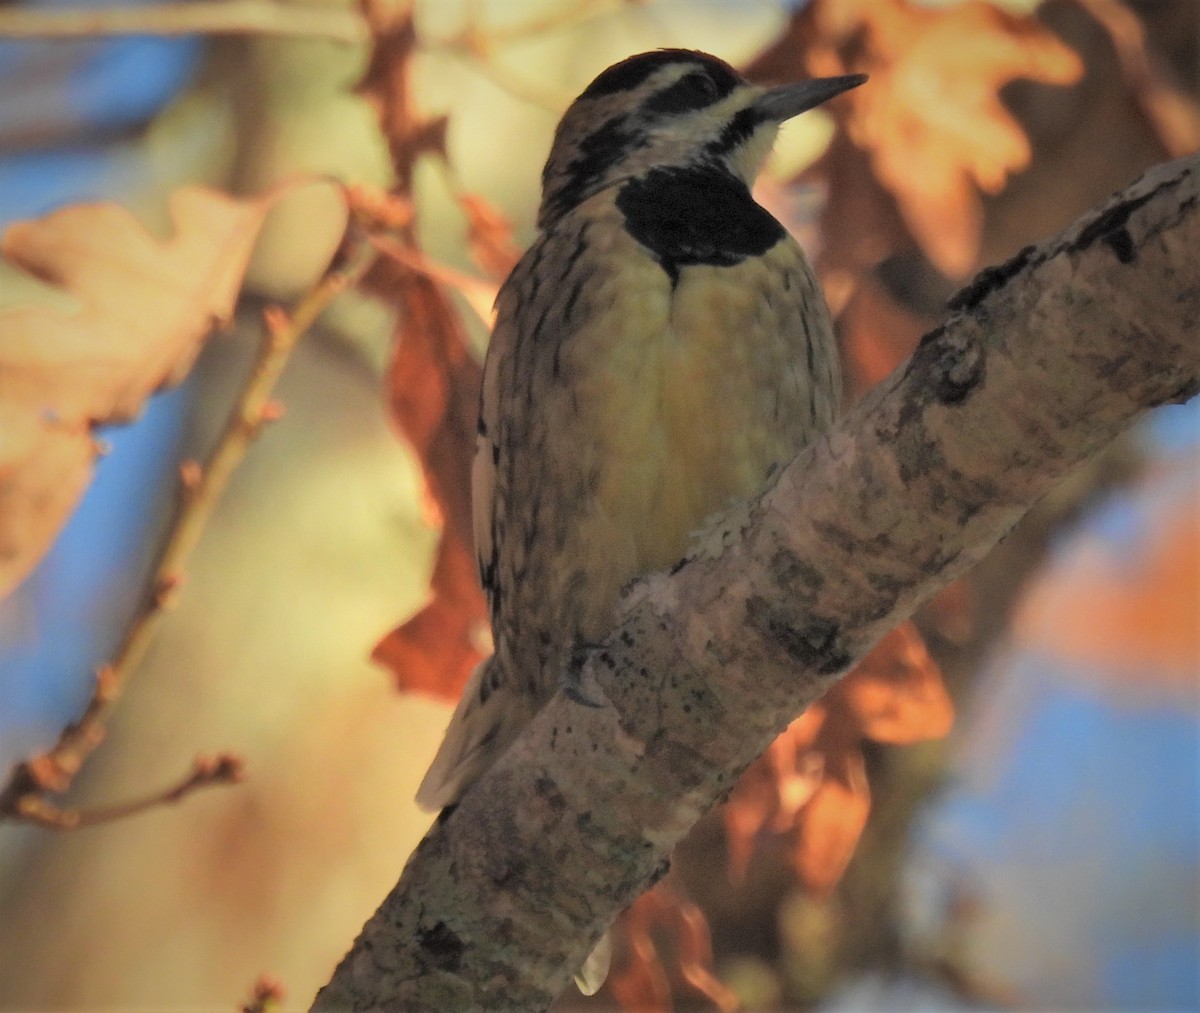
[661,891,739,1013]
[357,0,488,701]
[723,707,824,884]
[356,1,448,186]
[834,622,955,745]
[745,34,910,291]
[0,182,345,599]
[372,529,485,699]
[371,275,486,700]
[724,623,952,894]
[791,746,871,897]
[837,272,932,393]
[1013,471,1200,691]
[853,0,1081,276]
[610,885,738,1013]
[610,903,671,1013]
[747,0,1083,278]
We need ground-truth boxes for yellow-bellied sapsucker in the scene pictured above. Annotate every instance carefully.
[418,48,864,990]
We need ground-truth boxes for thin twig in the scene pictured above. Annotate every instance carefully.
[0,0,609,47]
[369,232,499,327]
[12,754,245,830]
[0,238,380,828]
[0,0,368,43]
[0,0,621,114]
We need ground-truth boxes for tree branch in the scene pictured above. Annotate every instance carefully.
[0,1,367,43]
[12,753,244,830]
[313,155,1200,1011]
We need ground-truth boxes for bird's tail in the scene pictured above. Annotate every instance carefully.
[416,657,529,811]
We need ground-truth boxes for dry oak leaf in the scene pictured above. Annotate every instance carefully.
[797,622,951,894]
[1013,466,1200,694]
[609,884,739,1013]
[838,270,933,393]
[0,182,347,599]
[844,0,1083,276]
[835,619,955,745]
[724,622,953,895]
[749,0,1083,278]
[356,1,448,184]
[372,273,487,700]
[353,2,486,700]
[791,744,872,897]
[723,707,826,884]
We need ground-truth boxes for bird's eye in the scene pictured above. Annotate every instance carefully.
[687,73,719,101]
[645,72,723,116]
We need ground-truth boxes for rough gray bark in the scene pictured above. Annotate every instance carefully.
[313,155,1199,1012]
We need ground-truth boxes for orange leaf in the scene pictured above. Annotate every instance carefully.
[610,885,738,1013]
[661,891,739,1013]
[722,763,772,886]
[724,624,951,893]
[838,272,932,393]
[1013,472,1200,691]
[356,2,448,185]
[747,0,1083,277]
[834,622,955,745]
[356,0,487,702]
[370,234,500,329]
[724,707,826,883]
[851,0,1082,276]
[611,892,672,1012]
[0,181,346,598]
[372,275,486,700]
[372,527,486,699]
[791,747,871,897]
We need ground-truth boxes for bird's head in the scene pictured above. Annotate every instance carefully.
[538,49,866,230]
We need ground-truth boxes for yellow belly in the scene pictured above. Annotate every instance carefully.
[556,237,833,637]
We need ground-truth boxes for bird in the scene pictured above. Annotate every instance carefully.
[417,48,864,992]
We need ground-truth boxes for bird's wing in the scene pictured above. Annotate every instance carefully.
[415,270,525,813]
[472,286,512,621]
[472,220,602,630]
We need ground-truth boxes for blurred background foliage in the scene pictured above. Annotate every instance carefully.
[0,0,1196,1010]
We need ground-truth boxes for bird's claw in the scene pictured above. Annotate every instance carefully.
[561,642,608,708]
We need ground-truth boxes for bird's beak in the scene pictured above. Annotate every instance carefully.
[754,73,867,123]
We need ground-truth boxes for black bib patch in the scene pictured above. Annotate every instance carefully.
[616,168,785,286]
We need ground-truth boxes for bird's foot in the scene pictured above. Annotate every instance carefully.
[561,641,608,708]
